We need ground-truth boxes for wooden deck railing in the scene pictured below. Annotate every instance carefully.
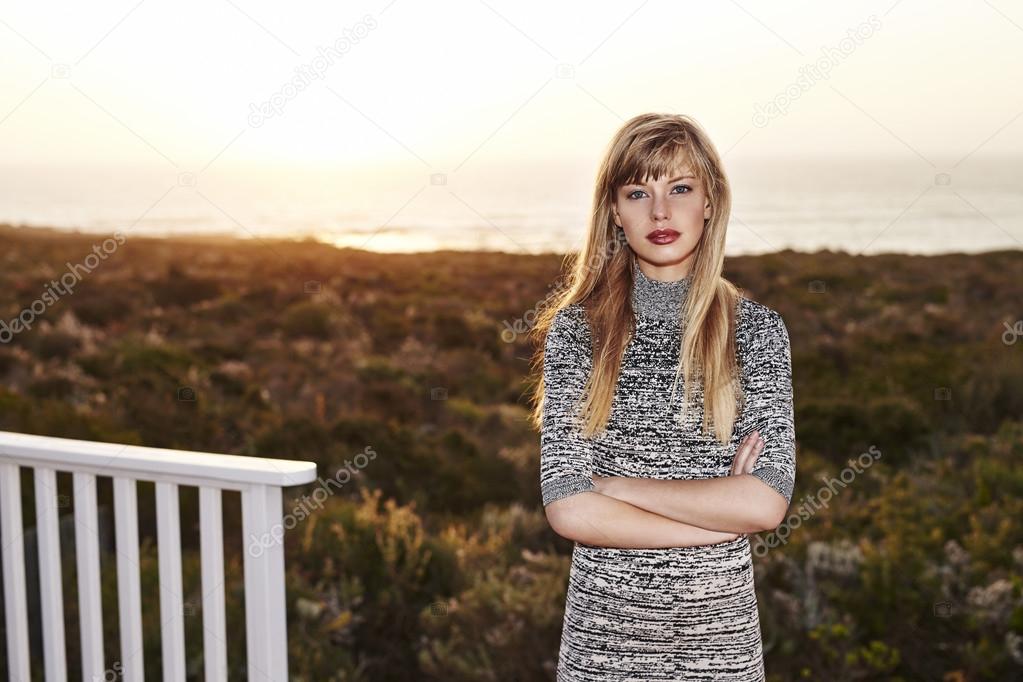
[0,430,317,681]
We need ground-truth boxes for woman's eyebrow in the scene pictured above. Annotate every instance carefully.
[625,175,696,187]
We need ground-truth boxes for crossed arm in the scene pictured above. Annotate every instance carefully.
[588,466,789,534]
[543,490,739,549]
[539,304,796,550]
[544,430,786,547]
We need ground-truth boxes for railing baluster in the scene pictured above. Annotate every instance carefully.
[34,467,68,682]
[155,481,186,682]
[73,471,105,680]
[0,431,316,681]
[113,476,144,681]
[241,483,288,682]
[200,486,228,680]
[1,462,31,682]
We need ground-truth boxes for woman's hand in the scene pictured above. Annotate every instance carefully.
[722,431,764,542]
[731,430,764,476]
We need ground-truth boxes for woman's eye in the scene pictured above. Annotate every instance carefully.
[626,186,690,199]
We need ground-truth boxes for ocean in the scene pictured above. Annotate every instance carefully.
[1,157,1019,254]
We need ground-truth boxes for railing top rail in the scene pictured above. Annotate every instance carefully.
[0,430,317,488]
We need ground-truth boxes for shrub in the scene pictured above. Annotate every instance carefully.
[282,301,335,339]
[32,330,80,360]
[152,265,222,307]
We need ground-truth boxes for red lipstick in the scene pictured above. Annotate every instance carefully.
[646,229,679,245]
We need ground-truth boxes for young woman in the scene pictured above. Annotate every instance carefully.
[529,113,796,680]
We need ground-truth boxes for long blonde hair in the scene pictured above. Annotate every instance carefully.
[529,113,743,444]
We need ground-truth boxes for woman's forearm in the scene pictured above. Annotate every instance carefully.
[598,475,786,534]
[544,491,739,548]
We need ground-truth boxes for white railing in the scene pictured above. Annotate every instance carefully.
[0,430,317,682]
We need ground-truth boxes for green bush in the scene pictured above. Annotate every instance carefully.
[282,301,335,339]
[152,265,222,307]
[31,330,80,360]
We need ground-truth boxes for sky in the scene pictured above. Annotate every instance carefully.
[1,1,1021,253]
[3,1,1021,171]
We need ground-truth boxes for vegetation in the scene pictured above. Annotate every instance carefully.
[0,224,1021,680]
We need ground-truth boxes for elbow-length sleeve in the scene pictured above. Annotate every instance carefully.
[738,305,797,506]
[539,305,597,507]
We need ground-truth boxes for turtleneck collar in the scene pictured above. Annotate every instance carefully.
[630,254,693,321]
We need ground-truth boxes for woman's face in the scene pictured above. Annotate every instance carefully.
[612,168,710,278]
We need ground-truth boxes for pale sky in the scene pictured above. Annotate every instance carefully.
[3,0,1022,178]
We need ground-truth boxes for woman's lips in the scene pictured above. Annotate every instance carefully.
[646,229,679,245]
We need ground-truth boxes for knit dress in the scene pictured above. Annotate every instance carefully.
[539,257,796,681]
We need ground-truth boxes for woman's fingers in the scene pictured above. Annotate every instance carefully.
[730,435,744,475]
[743,433,765,474]
[731,433,753,475]
[732,430,764,475]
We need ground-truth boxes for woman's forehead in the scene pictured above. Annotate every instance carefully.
[623,165,700,186]
[628,152,699,181]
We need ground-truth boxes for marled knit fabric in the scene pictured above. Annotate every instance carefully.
[539,255,796,680]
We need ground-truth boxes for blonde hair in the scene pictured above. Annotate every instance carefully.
[529,113,743,443]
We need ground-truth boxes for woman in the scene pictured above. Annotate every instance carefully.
[529,113,796,680]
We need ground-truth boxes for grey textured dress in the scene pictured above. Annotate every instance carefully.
[539,257,796,681]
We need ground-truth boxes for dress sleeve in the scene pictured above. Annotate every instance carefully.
[539,306,597,507]
[740,308,797,506]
